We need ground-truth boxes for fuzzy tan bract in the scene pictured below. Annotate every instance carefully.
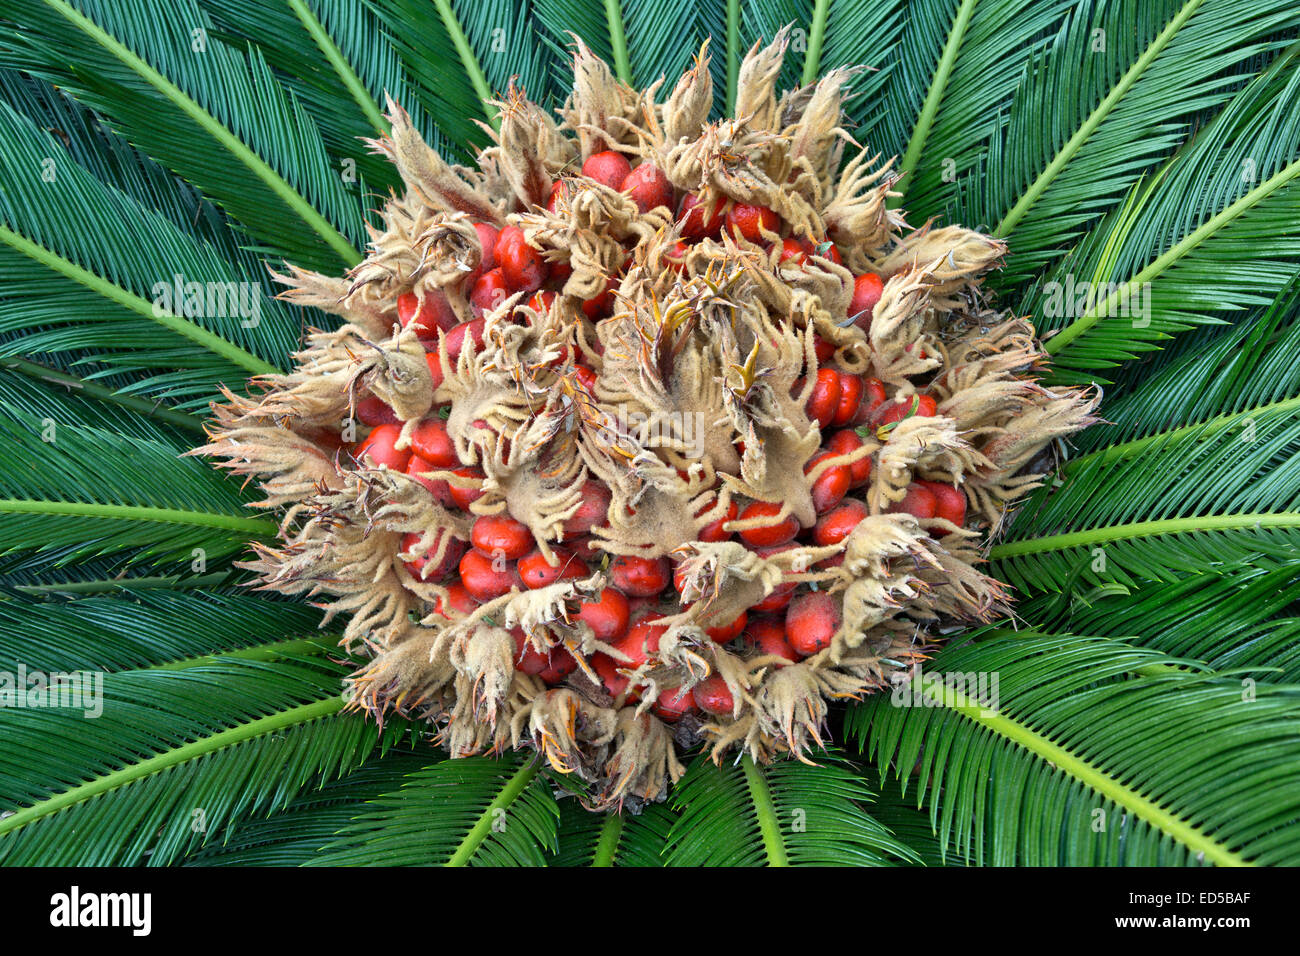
[197,30,1098,812]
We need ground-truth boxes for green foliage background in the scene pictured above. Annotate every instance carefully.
[0,0,1297,866]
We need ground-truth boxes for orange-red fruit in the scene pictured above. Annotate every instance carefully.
[801,238,843,265]
[410,418,457,467]
[581,275,618,319]
[433,581,478,618]
[495,225,549,292]
[610,555,671,598]
[538,647,578,684]
[664,240,690,271]
[704,610,747,643]
[813,499,869,546]
[652,687,697,722]
[397,289,457,340]
[518,548,588,589]
[355,423,409,470]
[578,588,631,643]
[447,466,485,509]
[511,628,550,675]
[459,548,520,601]
[805,451,851,514]
[621,162,673,213]
[678,193,725,240]
[849,273,884,330]
[887,483,938,520]
[916,480,967,529]
[591,652,639,702]
[725,203,779,242]
[874,394,938,426]
[785,592,840,657]
[562,480,612,536]
[832,373,864,427]
[401,531,465,582]
[814,334,836,363]
[778,237,807,266]
[470,268,509,316]
[804,368,841,429]
[471,514,534,560]
[582,150,632,190]
[444,319,488,363]
[738,501,800,548]
[693,676,735,716]
[355,395,399,427]
[406,454,454,505]
[613,615,665,667]
[744,615,797,662]
[826,429,872,487]
[697,499,738,542]
[465,222,499,286]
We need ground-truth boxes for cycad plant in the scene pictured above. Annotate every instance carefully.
[0,0,1297,867]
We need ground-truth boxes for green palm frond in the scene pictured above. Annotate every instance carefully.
[0,0,1296,867]
[549,796,677,866]
[0,403,273,571]
[0,0,364,271]
[661,754,923,866]
[0,646,415,866]
[311,756,561,866]
[850,633,1300,865]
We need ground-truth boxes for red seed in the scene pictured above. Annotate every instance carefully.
[693,676,735,716]
[697,498,738,542]
[433,581,478,618]
[577,588,631,643]
[397,289,457,340]
[610,555,671,598]
[785,591,840,657]
[591,652,640,702]
[495,225,549,293]
[562,480,611,536]
[512,628,550,675]
[538,646,578,684]
[826,429,872,487]
[874,394,938,427]
[737,501,800,548]
[355,423,409,470]
[406,454,454,505]
[916,480,967,530]
[470,268,509,316]
[582,150,632,190]
[518,548,588,589]
[425,353,444,392]
[471,514,534,560]
[805,451,851,514]
[621,162,673,213]
[724,203,779,242]
[744,615,797,662]
[447,466,485,510]
[459,548,520,601]
[444,318,487,361]
[355,395,399,427]
[409,418,457,467]
[804,368,841,429]
[832,372,864,426]
[704,610,747,644]
[401,531,465,582]
[813,499,869,546]
[678,193,725,240]
[887,483,938,520]
[849,273,884,331]
[664,240,690,271]
[581,275,618,319]
[613,615,666,667]
[778,238,808,266]
[652,686,697,722]
[465,222,500,286]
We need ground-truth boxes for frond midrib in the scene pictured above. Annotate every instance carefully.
[991,512,1300,558]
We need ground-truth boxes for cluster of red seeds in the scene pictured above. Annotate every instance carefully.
[341,148,971,726]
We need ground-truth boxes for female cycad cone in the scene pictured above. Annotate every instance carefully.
[197,29,1099,811]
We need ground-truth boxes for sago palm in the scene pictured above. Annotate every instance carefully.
[0,0,1297,867]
